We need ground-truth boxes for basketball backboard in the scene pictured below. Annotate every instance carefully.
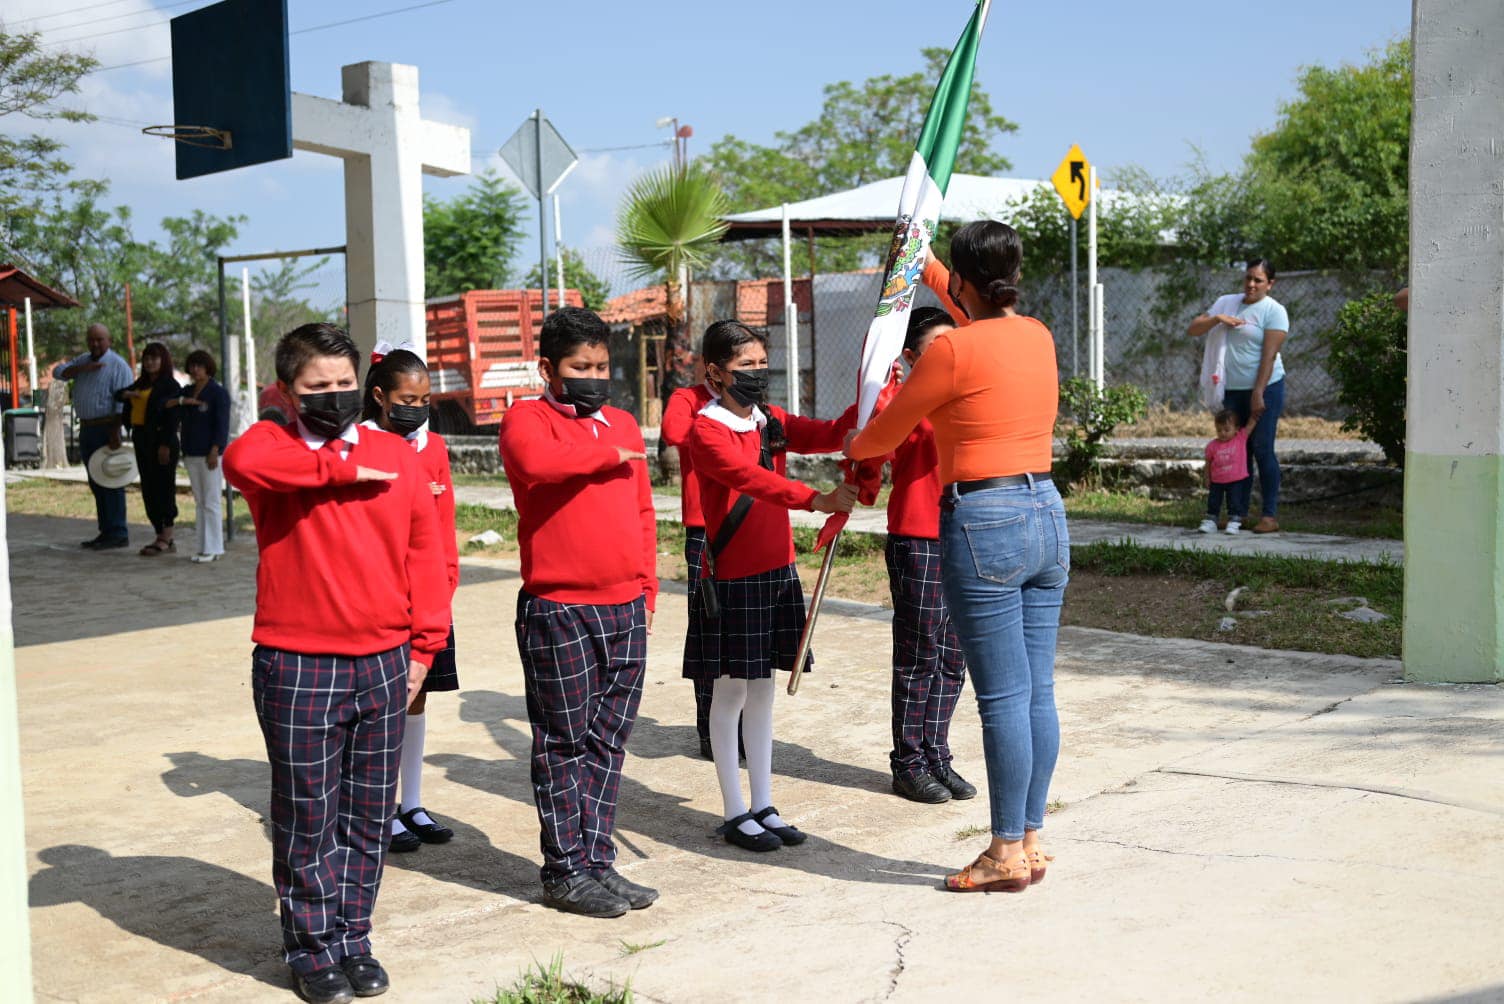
[164,0,292,180]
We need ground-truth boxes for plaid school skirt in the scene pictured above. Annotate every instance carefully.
[422,623,459,693]
[683,562,813,681]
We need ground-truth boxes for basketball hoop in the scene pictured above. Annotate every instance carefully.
[142,124,233,150]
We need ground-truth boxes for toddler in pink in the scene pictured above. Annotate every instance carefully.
[1200,409,1256,534]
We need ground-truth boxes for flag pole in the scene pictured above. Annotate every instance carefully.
[787,528,840,695]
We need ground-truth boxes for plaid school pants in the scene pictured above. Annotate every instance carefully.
[885,535,966,777]
[252,644,407,976]
[683,527,714,742]
[515,591,647,883]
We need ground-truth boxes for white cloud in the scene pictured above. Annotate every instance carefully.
[5,0,172,78]
[419,90,479,134]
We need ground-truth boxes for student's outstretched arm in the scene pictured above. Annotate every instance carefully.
[783,402,858,455]
[223,422,365,494]
[498,404,638,485]
[691,420,821,511]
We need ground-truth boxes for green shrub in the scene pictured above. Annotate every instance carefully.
[1326,291,1406,466]
[1058,378,1149,489]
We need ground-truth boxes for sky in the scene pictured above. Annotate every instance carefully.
[7,0,1412,304]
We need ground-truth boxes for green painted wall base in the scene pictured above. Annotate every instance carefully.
[1404,452,1504,683]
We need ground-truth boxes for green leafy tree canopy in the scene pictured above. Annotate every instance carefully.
[0,26,98,237]
[423,170,528,297]
[522,247,611,312]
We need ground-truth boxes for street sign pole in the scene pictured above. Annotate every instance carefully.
[1070,217,1079,377]
[501,111,578,318]
[1051,144,1091,380]
[534,110,549,317]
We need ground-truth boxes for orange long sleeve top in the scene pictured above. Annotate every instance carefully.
[849,304,1060,485]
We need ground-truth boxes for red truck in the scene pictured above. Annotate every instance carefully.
[425,288,584,431]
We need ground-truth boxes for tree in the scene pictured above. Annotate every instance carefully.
[423,171,528,296]
[522,247,611,312]
[1176,41,1411,275]
[701,47,1018,278]
[0,28,98,239]
[616,164,730,397]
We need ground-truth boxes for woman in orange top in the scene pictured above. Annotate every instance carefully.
[846,220,1068,894]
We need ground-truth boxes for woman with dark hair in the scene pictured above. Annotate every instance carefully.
[178,349,230,562]
[360,346,461,854]
[119,341,182,556]
[1187,259,1290,533]
[846,220,1067,893]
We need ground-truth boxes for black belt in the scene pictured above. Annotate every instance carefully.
[944,473,1054,497]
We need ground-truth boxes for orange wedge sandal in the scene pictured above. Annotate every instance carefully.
[944,850,1032,893]
[1027,847,1054,885]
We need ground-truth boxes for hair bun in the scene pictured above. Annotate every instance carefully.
[985,279,1020,308]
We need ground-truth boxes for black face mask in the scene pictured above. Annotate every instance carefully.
[386,403,429,436]
[557,377,610,415]
[297,389,362,440]
[724,367,770,408]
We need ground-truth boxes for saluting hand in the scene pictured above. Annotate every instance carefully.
[616,446,647,465]
[355,466,398,482]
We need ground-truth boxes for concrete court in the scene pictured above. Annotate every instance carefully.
[12,510,1500,1003]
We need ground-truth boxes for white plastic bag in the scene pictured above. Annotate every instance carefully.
[1199,325,1227,412]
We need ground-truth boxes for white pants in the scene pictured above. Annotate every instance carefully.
[184,455,224,556]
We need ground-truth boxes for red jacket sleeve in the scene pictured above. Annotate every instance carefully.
[849,333,959,461]
[401,449,450,667]
[923,258,970,327]
[429,436,460,597]
[631,427,659,612]
[779,403,858,455]
[499,403,625,485]
[223,421,360,495]
[691,419,820,511]
[661,388,699,446]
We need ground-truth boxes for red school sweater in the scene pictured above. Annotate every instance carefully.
[660,384,714,529]
[416,430,460,597]
[689,403,850,580]
[498,398,658,611]
[223,420,450,666]
[886,419,943,540]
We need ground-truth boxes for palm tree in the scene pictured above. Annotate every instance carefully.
[616,163,730,398]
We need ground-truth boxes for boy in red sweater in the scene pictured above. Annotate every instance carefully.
[686,320,856,853]
[498,306,659,918]
[881,307,976,805]
[660,363,720,758]
[360,346,461,853]
[223,323,448,1004]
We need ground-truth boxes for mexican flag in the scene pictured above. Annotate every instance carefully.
[812,0,992,554]
[854,0,992,426]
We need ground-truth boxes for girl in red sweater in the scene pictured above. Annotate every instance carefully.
[360,346,460,855]
[686,320,857,853]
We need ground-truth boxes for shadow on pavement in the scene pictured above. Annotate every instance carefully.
[29,843,288,991]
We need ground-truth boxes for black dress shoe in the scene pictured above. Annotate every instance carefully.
[932,763,978,800]
[94,537,129,550]
[596,867,658,909]
[399,807,453,844]
[716,811,782,852]
[387,828,421,853]
[293,966,355,1004]
[340,955,389,998]
[892,770,952,804]
[542,872,630,918]
[81,535,104,549]
[752,805,807,846]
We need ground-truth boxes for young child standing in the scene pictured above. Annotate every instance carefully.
[882,307,976,805]
[686,320,857,853]
[360,346,461,854]
[1201,409,1256,534]
[223,323,449,1004]
[498,306,659,919]
[659,361,719,759]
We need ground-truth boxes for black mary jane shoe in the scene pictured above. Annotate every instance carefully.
[399,806,454,844]
[752,805,807,846]
[387,827,422,854]
[293,965,355,1004]
[931,763,978,800]
[339,955,390,998]
[716,811,782,852]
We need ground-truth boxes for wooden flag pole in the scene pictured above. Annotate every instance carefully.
[788,528,841,695]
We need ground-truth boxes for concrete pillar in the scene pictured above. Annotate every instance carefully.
[1404,0,1504,682]
[0,471,33,1001]
[291,62,471,360]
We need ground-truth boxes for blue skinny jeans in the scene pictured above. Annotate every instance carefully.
[939,478,1069,841]
[1222,378,1285,518]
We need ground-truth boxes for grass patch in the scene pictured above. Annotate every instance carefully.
[1112,405,1360,441]
[954,824,989,841]
[1066,540,1401,658]
[1046,799,1067,814]
[5,477,255,532]
[618,939,666,957]
[476,956,631,1004]
[1064,489,1402,540]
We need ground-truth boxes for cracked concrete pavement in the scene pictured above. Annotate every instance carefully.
[13,510,1501,1003]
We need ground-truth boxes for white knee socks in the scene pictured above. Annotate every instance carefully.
[399,711,426,813]
[710,676,786,835]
